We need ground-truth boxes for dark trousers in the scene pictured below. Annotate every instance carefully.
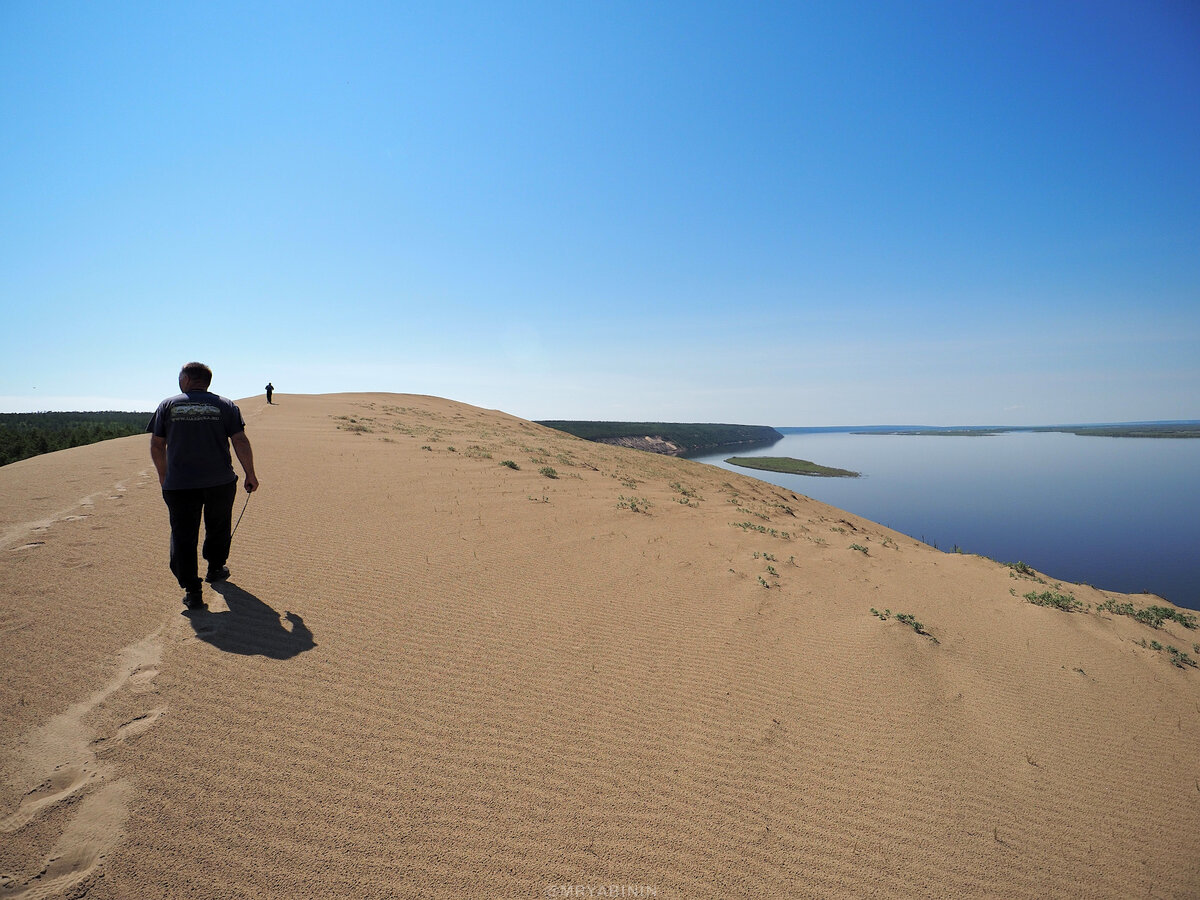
[163,479,238,591]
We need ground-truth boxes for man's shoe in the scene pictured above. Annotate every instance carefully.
[205,565,230,584]
[183,589,206,610]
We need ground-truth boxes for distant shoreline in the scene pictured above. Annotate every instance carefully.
[537,421,782,455]
[777,422,1200,439]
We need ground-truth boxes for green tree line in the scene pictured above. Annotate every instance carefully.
[536,420,782,453]
[0,412,151,466]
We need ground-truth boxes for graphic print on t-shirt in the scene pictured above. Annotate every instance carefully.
[171,403,222,422]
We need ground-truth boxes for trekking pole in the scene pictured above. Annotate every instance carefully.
[231,490,252,543]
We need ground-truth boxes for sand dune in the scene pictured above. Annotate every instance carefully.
[2,393,1198,898]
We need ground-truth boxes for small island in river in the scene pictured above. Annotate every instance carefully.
[726,456,861,478]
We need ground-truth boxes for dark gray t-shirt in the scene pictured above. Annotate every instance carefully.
[147,391,246,490]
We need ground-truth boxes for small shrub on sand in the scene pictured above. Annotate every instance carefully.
[1097,599,1196,630]
[1024,590,1082,612]
[1167,647,1198,669]
[871,608,937,642]
[618,496,651,513]
[539,466,558,478]
[500,460,519,470]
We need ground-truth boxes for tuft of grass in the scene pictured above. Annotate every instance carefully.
[539,466,558,478]
[850,543,869,555]
[670,481,699,499]
[1097,599,1196,630]
[618,495,651,513]
[871,608,937,642]
[1024,590,1083,612]
[500,460,519,470]
[731,522,792,540]
[1167,646,1198,669]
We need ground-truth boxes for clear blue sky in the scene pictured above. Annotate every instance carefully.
[2,1,1197,425]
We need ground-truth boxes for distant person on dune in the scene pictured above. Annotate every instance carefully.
[265,382,274,404]
[149,362,259,611]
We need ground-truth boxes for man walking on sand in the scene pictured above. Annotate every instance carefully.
[149,362,259,610]
[265,382,274,404]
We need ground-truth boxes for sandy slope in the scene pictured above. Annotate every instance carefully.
[2,393,1198,899]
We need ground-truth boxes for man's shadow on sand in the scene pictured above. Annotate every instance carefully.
[184,581,315,659]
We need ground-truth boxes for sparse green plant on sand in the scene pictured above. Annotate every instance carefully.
[1024,590,1083,612]
[421,445,432,451]
[464,445,492,459]
[618,495,651,513]
[731,522,792,540]
[1097,599,1196,630]
[448,446,456,452]
[850,543,869,555]
[872,608,937,642]
[1167,647,1198,669]
[539,466,558,478]
[1150,640,1164,651]
[766,565,778,576]
[670,481,698,498]
[757,576,770,588]
[500,460,519,470]
[1008,564,1047,585]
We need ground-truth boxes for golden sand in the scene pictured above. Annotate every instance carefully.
[2,393,1198,898]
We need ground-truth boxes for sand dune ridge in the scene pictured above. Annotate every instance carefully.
[2,393,1198,898]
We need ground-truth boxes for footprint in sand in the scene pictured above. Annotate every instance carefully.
[0,631,166,898]
[91,708,167,751]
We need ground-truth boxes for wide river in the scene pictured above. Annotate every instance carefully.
[687,431,1200,611]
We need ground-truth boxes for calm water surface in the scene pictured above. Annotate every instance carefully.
[688,432,1200,611]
